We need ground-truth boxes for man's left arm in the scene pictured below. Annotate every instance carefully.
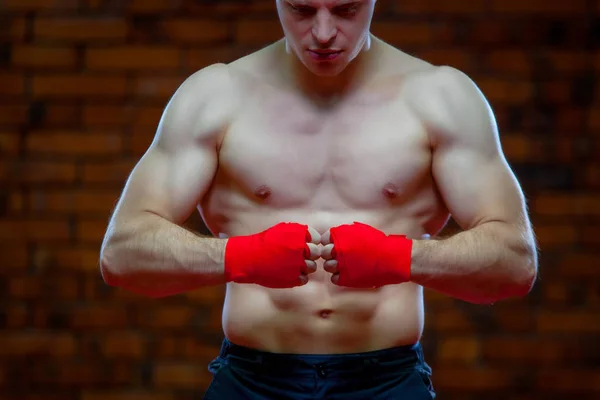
[409,67,538,304]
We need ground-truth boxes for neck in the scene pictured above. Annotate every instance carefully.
[283,34,376,106]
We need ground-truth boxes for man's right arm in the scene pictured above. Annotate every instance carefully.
[100,64,232,298]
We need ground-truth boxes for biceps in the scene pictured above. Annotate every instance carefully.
[433,146,527,230]
[113,143,217,224]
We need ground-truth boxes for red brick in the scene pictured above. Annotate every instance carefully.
[11,45,77,69]
[30,362,118,386]
[589,102,600,130]
[581,225,600,247]
[153,336,179,358]
[556,252,600,278]
[536,370,600,392]
[434,367,514,390]
[534,193,600,217]
[546,51,590,74]
[427,308,475,333]
[98,331,147,358]
[83,104,132,126]
[78,218,109,243]
[0,103,28,124]
[0,73,26,96]
[534,223,578,247]
[477,78,534,105]
[0,304,29,328]
[371,22,434,47]
[184,286,226,305]
[585,165,600,188]
[5,188,27,216]
[537,311,600,333]
[32,305,129,330]
[124,0,181,13]
[490,0,587,14]
[494,307,536,333]
[32,246,101,273]
[153,362,206,388]
[28,188,120,215]
[160,19,231,43]
[134,105,163,126]
[470,20,510,45]
[86,46,181,71]
[131,125,155,156]
[180,339,221,360]
[8,276,80,300]
[25,131,124,156]
[34,17,128,42]
[0,219,70,242]
[395,0,487,14]
[0,159,77,184]
[72,305,130,329]
[484,50,532,75]
[81,159,135,184]
[3,0,79,11]
[541,77,582,106]
[0,131,20,154]
[437,337,480,364]
[184,0,274,16]
[135,306,195,329]
[41,103,82,126]
[133,75,186,99]
[483,337,598,365]
[81,392,175,400]
[0,332,77,356]
[32,74,128,98]
[2,17,27,41]
[0,244,29,272]
[543,283,570,304]
[235,20,283,45]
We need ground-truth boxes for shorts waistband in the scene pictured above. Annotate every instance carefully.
[217,337,426,376]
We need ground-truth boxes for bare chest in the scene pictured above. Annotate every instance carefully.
[217,90,432,209]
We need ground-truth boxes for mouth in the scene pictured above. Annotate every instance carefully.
[307,50,343,61]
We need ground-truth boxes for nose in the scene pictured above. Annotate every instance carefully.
[312,9,337,44]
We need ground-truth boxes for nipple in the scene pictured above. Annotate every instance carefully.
[382,183,398,198]
[254,185,272,200]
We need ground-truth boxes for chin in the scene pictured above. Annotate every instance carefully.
[300,57,349,77]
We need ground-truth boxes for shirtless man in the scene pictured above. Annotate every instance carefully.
[99,1,538,398]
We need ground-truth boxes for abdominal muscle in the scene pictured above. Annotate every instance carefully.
[210,210,428,355]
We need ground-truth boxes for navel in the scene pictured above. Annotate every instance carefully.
[254,184,272,200]
[318,309,333,319]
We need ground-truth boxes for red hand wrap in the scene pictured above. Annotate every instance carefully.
[329,222,412,288]
[224,222,310,289]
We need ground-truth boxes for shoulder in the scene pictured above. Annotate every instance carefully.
[168,63,236,116]
[405,65,497,146]
[157,63,239,145]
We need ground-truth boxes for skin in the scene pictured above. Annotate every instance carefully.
[100,0,538,354]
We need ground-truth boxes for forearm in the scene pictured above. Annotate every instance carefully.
[409,222,537,304]
[100,213,227,298]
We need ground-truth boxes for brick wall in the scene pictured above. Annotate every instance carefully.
[1,0,598,399]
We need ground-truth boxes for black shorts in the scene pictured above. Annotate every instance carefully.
[203,338,436,399]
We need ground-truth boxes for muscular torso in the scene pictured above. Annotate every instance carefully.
[200,43,451,354]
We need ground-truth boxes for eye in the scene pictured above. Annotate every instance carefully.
[289,4,316,16]
[334,3,360,17]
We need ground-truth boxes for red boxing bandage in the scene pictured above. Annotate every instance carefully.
[224,222,310,289]
[329,222,412,288]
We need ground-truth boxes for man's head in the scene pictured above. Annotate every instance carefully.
[276,0,376,77]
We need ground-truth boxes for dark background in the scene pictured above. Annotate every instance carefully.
[1,0,599,399]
